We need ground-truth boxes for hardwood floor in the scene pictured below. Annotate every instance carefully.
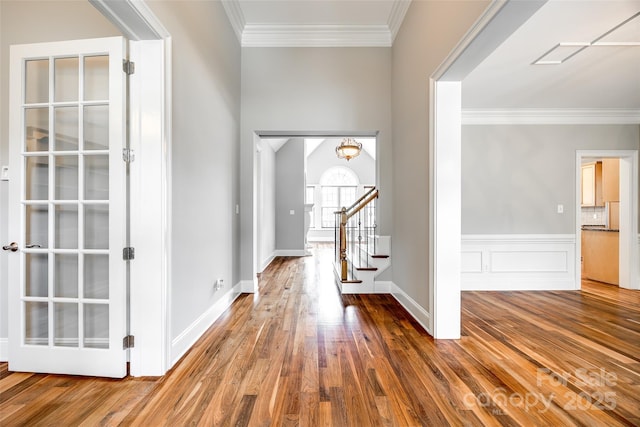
[1,245,639,426]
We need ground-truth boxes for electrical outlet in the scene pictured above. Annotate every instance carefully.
[215,278,224,290]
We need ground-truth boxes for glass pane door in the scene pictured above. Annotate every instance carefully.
[9,37,126,378]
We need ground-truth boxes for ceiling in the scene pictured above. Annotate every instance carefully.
[222,0,410,46]
[462,1,640,110]
[223,0,640,114]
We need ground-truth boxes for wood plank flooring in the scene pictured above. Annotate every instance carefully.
[1,245,639,426]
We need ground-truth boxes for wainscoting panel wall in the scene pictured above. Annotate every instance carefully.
[461,234,576,291]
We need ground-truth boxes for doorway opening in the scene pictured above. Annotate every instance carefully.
[576,150,639,290]
[255,135,377,275]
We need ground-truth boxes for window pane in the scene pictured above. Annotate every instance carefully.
[55,205,78,249]
[85,205,108,249]
[55,155,79,200]
[84,304,109,349]
[54,303,78,347]
[84,105,109,150]
[85,155,109,200]
[25,254,48,297]
[84,56,109,101]
[55,254,78,298]
[340,187,356,206]
[322,208,337,228]
[25,156,49,200]
[54,107,79,151]
[54,57,79,102]
[25,302,48,346]
[25,108,49,152]
[25,59,49,104]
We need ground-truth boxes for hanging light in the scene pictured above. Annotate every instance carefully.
[335,137,362,161]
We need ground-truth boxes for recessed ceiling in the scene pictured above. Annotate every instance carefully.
[462,1,640,111]
[222,0,411,46]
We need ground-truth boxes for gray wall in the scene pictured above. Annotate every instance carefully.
[275,139,305,251]
[240,47,392,281]
[462,124,640,234]
[391,1,490,308]
[145,1,241,341]
[307,138,375,185]
[257,140,276,270]
[0,0,120,348]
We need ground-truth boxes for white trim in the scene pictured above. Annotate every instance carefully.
[128,39,169,377]
[170,284,242,367]
[576,150,639,291]
[390,283,432,336]
[388,1,412,43]
[242,24,393,47]
[238,279,258,293]
[462,234,577,291]
[90,0,173,377]
[89,0,170,40]
[429,81,462,339]
[220,0,246,42]
[373,281,393,293]
[274,250,309,257]
[259,253,276,273]
[462,108,640,125]
[432,0,508,80]
[0,338,7,362]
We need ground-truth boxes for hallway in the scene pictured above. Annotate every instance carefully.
[1,244,639,425]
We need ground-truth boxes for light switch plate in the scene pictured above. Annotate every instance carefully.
[557,204,564,214]
[1,166,8,181]
[289,210,295,215]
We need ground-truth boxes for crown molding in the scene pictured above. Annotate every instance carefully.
[221,0,246,42]
[462,108,640,125]
[388,0,412,43]
[242,24,392,47]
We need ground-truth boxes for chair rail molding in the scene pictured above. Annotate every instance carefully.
[462,108,640,125]
[461,234,577,291]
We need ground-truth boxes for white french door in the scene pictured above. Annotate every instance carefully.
[6,37,127,377]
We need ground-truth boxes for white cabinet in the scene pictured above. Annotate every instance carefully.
[581,162,603,207]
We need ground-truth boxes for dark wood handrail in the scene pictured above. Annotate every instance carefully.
[336,187,379,281]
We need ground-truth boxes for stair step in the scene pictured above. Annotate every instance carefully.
[355,266,377,271]
[371,254,389,259]
[341,279,363,284]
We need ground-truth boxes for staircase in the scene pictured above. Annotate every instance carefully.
[333,187,391,293]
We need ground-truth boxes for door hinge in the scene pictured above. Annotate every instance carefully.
[123,335,135,349]
[122,148,135,163]
[123,247,135,261]
[123,59,135,75]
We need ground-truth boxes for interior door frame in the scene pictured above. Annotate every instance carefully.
[90,0,172,376]
[575,150,639,290]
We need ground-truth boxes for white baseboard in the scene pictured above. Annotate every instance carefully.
[259,253,275,273]
[389,283,432,335]
[0,338,7,362]
[238,279,257,293]
[462,234,577,291]
[274,249,308,257]
[373,281,393,293]
[170,284,242,367]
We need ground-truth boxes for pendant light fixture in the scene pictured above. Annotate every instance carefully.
[335,137,362,161]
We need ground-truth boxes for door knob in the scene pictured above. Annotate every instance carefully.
[2,242,18,252]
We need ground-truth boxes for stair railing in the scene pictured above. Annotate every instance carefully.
[334,187,378,281]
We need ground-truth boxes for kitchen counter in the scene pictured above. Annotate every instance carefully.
[581,226,619,232]
[582,229,619,285]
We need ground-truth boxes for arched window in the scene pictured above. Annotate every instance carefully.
[319,166,359,186]
[318,167,359,227]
